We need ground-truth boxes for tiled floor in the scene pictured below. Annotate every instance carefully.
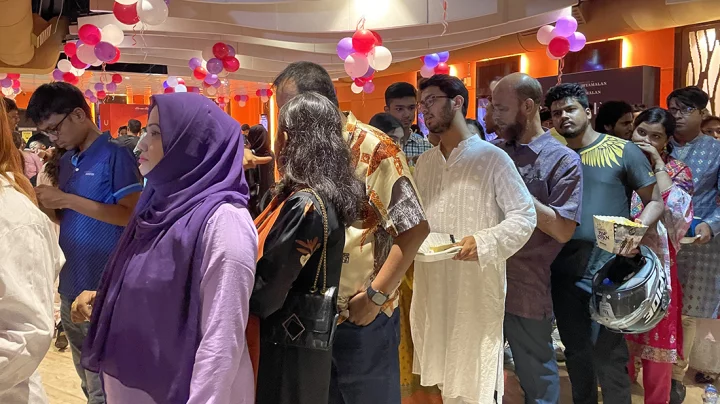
[39,342,709,403]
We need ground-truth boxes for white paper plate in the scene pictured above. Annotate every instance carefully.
[680,236,700,244]
[415,246,462,263]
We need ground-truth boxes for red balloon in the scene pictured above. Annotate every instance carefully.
[233,94,241,102]
[78,24,101,46]
[62,72,76,83]
[193,66,208,80]
[112,73,123,83]
[222,56,239,72]
[217,96,225,103]
[97,90,107,99]
[267,89,273,97]
[354,77,367,87]
[212,42,229,59]
[113,2,140,25]
[548,36,571,58]
[202,81,211,88]
[255,89,261,97]
[434,62,450,75]
[6,73,20,80]
[11,80,20,89]
[164,87,175,93]
[370,30,383,46]
[352,29,376,54]
[176,78,185,85]
[108,47,121,64]
[64,42,77,57]
[70,55,87,69]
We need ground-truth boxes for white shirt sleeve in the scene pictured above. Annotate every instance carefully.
[0,224,64,395]
[472,150,537,264]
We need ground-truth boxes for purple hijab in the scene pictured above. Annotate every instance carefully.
[81,93,250,402]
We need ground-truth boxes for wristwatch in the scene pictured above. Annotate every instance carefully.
[366,285,390,306]
[654,165,668,174]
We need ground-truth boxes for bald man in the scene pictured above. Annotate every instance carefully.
[492,73,584,403]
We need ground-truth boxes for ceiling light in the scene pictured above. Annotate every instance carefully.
[124,76,130,80]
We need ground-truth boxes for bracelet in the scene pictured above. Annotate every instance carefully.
[654,165,668,174]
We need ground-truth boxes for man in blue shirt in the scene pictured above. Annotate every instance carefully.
[27,82,142,404]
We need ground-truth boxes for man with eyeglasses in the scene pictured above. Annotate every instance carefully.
[666,86,720,404]
[25,82,143,404]
[411,74,536,404]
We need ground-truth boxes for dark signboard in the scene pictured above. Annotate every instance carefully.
[538,66,661,113]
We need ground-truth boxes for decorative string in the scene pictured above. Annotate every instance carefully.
[356,16,366,31]
[131,23,138,47]
[557,58,565,85]
[441,0,448,35]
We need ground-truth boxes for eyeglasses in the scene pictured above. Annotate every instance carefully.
[418,95,450,111]
[45,113,69,136]
[668,106,696,117]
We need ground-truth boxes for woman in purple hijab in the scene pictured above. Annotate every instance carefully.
[71,93,257,403]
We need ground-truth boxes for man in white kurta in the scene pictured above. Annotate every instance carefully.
[411,75,536,404]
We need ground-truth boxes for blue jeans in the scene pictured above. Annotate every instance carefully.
[60,296,105,404]
[504,313,560,404]
[329,309,401,404]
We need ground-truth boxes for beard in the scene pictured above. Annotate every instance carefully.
[558,119,588,139]
[426,104,455,134]
[499,110,526,142]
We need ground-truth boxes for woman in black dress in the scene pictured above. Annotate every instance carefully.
[245,125,275,217]
[248,92,364,404]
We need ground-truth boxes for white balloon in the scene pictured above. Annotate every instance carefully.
[115,0,137,4]
[201,46,214,62]
[75,68,86,76]
[344,53,369,78]
[350,83,363,94]
[175,84,187,92]
[101,24,125,46]
[2,87,14,97]
[166,76,178,87]
[238,101,246,107]
[536,25,556,46]
[420,64,435,78]
[92,59,103,67]
[368,46,392,71]
[76,44,98,65]
[100,74,112,84]
[260,95,269,103]
[205,86,217,96]
[57,59,73,73]
[137,0,168,26]
[0,73,6,80]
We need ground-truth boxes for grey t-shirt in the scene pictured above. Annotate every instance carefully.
[551,133,656,292]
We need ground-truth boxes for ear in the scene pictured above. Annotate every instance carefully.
[585,108,593,121]
[453,95,465,113]
[384,105,390,113]
[72,107,88,122]
[523,99,534,114]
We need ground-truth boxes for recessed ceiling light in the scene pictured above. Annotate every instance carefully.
[124,76,130,79]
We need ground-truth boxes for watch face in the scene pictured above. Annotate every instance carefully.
[371,293,387,305]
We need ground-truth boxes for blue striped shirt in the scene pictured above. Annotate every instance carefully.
[57,133,143,299]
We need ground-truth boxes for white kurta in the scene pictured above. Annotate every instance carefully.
[410,136,536,404]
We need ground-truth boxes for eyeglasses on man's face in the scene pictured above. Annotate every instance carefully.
[44,113,70,136]
[418,95,450,111]
[668,105,696,117]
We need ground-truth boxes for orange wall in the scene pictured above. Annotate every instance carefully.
[230,97,265,127]
[98,103,149,137]
[622,29,675,107]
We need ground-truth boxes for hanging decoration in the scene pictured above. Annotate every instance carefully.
[84,73,125,103]
[255,86,273,103]
[419,51,450,78]
[234,93,249,108]
[58,22,125,88]
[161,76,189,93]
[537,15,586,60]
[187,42,239,95]
[0,73,22,97]
[337,19,392,95]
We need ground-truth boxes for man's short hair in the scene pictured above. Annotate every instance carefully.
[419,75,469,117]
[543,83,590,110]
[27,132,52,148]
[3,97,17,113]
[273,62,339,107]
[241,123,250,131]
[385,82,417,106]
[667,86,709,110]
[369,113,403,135]
[26,82,92,124]
[118,125,128,132]
[595,101,633,132]
[128,119,142,134]
[702,115,720,127]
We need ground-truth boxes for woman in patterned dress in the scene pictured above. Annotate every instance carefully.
[624,108,694,403]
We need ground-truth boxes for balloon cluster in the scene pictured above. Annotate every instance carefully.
[113,0,168,27]
[419,51,450,78]
[255,88,273,103]
[84,74,124,103]
[0,73,21,97]
[233,93,249,108]
[536,15,586,60]
[162,76,191,93]
[216,96,228,110]
[188,42,240,95]
[337,29,392,94]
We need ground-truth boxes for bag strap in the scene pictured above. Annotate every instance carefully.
[298,188,329,294]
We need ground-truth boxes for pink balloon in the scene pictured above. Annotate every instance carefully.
[363,81,375,93]
[94,83,105,91]
[106,82,118,92]
[568,32,586,52]
[554,16,578,37]
[78,24,102,46]
[52,69,64,81]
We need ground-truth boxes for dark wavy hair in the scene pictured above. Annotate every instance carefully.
[42,148,66,187]
[543,83,590,110]
[275,92,364,224]
[595,101,633,132]
[633,107,677,154]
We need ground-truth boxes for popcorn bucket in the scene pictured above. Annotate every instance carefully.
[593,215,648,255]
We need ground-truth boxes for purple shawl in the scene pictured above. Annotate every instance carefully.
[81,93,250,402]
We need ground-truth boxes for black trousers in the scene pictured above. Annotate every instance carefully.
[551,276,632,404]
